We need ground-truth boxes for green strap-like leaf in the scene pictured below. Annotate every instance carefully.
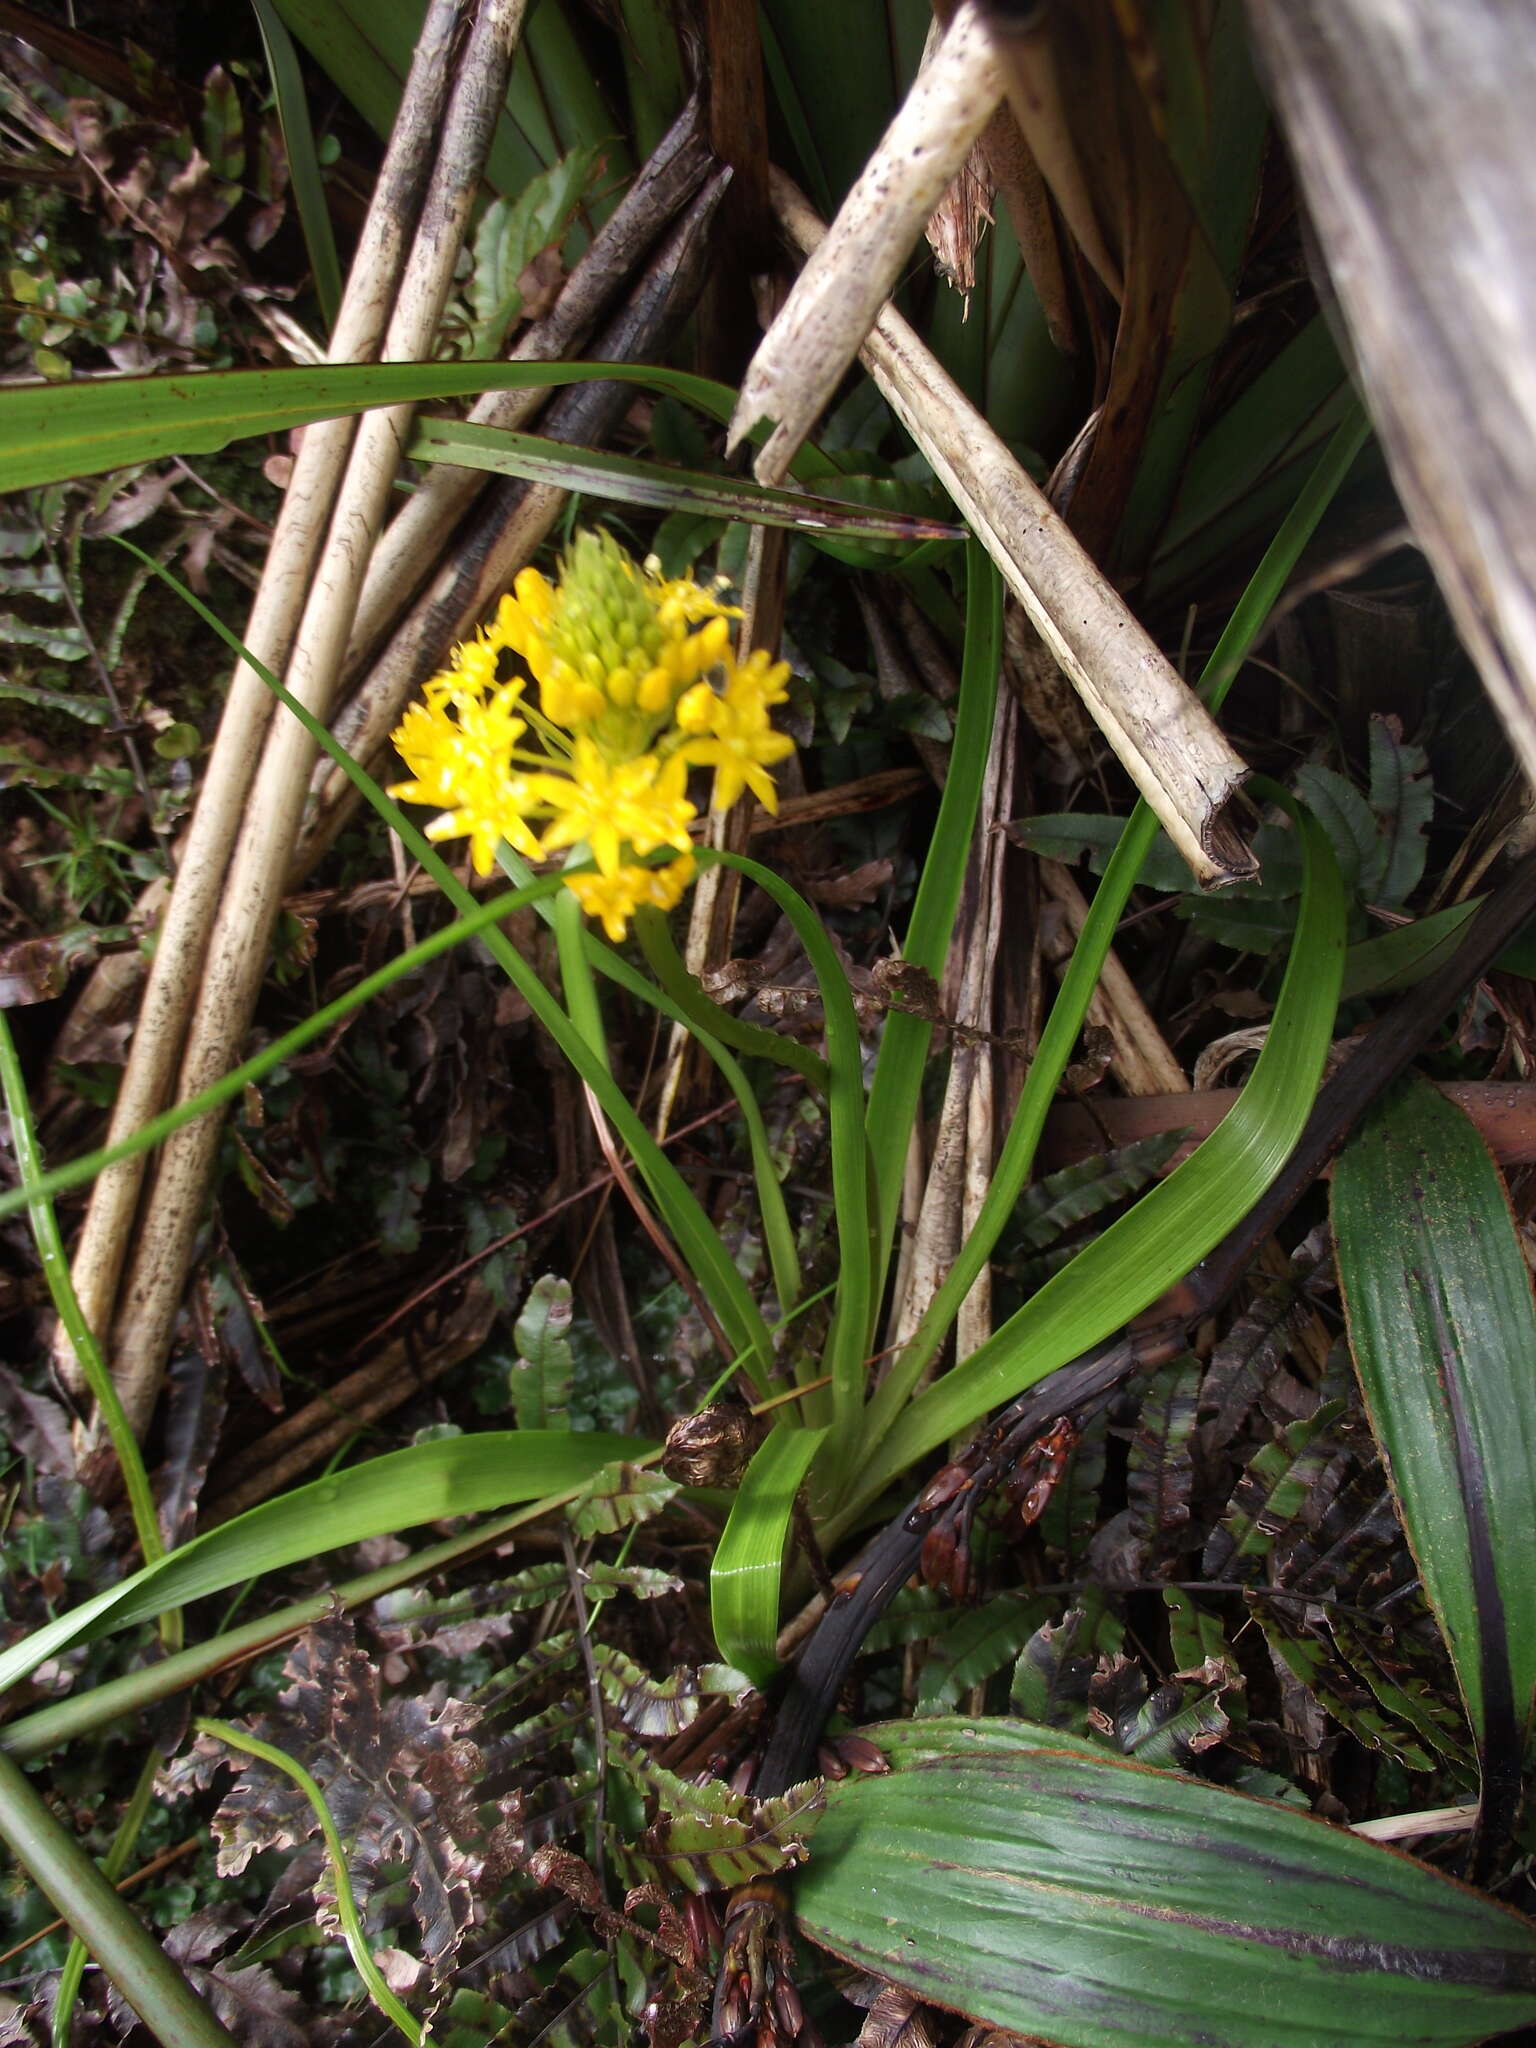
[843,792,1345,1529]
[711,852,875,1447]
[1333,1073,1536,1755]
[0,1431,649,1698]
[710,1424,829,1684]
[795,1736,1536,2048]
[0,358,871,496]
[410,417,961,539]
[250,0,343,332]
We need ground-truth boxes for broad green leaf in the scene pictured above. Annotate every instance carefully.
[1296,762,1378,894]
[466,145,604,357]
[710,1425,828,1685]
[795,1739,1536,2047]
[0,1431,650,1697]
[1334,1073,1536,1751]
[1007,1608,1100,1739]
[1367,714,1434,908]
[1340,898,1536,1001]
[410,418,962,540]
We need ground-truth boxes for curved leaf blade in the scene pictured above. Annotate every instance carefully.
[710,1424,828,1685]
[795,1740,1536,2048]
[848,796,1346,1521]
[0,357,846,495]
[0,1431,650,1697]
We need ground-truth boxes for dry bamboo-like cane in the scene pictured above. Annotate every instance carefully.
[765,169,1255,892]
[289,173,729,885]
[954,694,1016,1364]
[100,0,530,1437]
[729,1,1005,483]
[53,0,466,1399]
[883,687,1013,1369]
[1038,859,1188,1098]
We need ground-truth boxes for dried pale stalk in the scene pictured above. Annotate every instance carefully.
[728,0,1006,481]
[1245,0,1536,803]
[954,695,1016,1362]
[767,170,1255,891]
[53,0,465,1397]
[976,0,1122,299]
[651,520,787,1138]
[290,175,727,884]
[203,1288,498,1525]
[886,690,1013,1367]
[102,0,530,1436]
[1039,859,1188,1098]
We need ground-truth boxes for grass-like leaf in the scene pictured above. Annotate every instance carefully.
[709,1424,828,1684]
[843,790,1345,1528]
[0,1432,648,1697]
[410,417,963,538]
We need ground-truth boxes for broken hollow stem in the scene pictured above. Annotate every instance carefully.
[756,168,1255,890]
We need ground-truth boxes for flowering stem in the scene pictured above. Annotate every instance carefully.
[554,868,611,1071]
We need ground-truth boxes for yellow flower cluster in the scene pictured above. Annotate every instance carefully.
[389,530,794,940]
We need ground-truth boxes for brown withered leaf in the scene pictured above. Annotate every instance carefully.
[103,1905,315,2046]
[1064,1022,1115,1094]
[858,1983,939,2048]
[166,1613,483,1972]
[515,244,567,323]
[155,1307,228,1548]
[926,140,994,301]
[0,931,97,1008]
[803,857,895,908]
